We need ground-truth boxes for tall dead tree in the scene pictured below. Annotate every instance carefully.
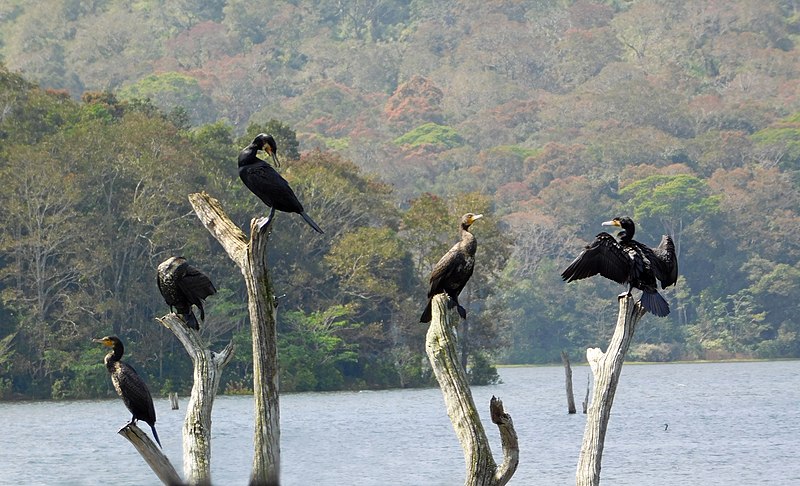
[425,294,519,486]
[576,295,646,486]
[121,285,233,486]
[157,313,234,484]
[188,192,280,486]
[561,350,577,414]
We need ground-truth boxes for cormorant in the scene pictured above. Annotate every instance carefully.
[561,217,678,317]
[94,336,161,448]
[157,256,217,330]
[238,133,323,233]
[420,213,483,323]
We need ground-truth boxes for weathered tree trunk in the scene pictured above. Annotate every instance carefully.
[425,294,519,486]
[561,350,577,414]
[158,313,234,485]
[119,424,182,486]
[576,295,646,486]
[188,192,280,486]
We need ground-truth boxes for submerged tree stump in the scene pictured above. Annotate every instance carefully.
[576,295,646,486]
[188,192,280,486]
[561,350,577,414]
[119,423,182,486]
[158,313,234,485]
[582,373,590,414]
[425,294,519,486]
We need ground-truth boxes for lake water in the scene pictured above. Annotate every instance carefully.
[1,361,798,485]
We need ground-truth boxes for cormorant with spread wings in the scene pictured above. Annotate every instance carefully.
[561,217,678,317]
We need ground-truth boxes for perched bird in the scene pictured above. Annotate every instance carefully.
[561,217,678,317]
[238,133,323,233]
[94,336,161,447]
[420,213,483,323]
[157,256,217,330]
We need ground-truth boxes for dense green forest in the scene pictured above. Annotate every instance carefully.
[1,0,799,400]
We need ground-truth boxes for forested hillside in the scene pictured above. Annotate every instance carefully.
[1,0,799,399]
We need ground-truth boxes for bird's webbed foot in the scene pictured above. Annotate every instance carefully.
[256,216,272,231]
[257,208,276,232]
[617,290,633,300]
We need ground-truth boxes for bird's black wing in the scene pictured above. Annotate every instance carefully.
[561,232,631,285]
[428,244,469,297]
[178,265,217,304]
[240,163,304,213]
[114,362,157,425]
[651,234,678,288]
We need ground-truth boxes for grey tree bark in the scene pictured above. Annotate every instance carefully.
[576,295,646,486]
[561,350,577,414]
[157,313,234,485]
[118,424,182,486]
[188,192,280,486]
[425,294,519,486]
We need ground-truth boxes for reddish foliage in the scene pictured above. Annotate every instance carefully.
[384,75,444,131]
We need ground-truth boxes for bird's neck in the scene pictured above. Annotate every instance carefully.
[105,345,123,365]
[460,226,476,246]
[238,145,260,167]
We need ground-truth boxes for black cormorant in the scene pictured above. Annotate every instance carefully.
[420,213,483,323]
[157,256,217,330]
[561,217,678,317]
[94,336,161,448]
[238,133,323,233]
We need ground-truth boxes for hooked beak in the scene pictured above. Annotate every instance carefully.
[92,337,112,347]
[602,219,621,227]
[470,214,483,224]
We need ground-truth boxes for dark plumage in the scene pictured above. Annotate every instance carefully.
[94,336,161,448]
[561,217,678,317]
[420,213,483,323]
[238,133,323,234]
[157,256,217,330]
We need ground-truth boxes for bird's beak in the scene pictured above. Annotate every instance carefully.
[471,214,484,223]
[270,152,280,168]
[92,337,111,346]
[602,219,621,227]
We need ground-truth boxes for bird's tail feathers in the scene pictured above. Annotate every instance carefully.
[301,212,324,234]
[420,299,432,323]
[151,424,162,448]
[183,311,200,330]
[640,290,670,317]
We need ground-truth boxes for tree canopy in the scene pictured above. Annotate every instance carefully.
[1,0,800,399]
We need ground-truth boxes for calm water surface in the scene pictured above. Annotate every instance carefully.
[1,361,798,485]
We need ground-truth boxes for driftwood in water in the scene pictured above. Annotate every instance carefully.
[576,295,646,486]
[425,294,519,486]
[119,423,182,486]
[188,191,280,486]
[169,392,179,410]
[157,313,234,485]
[561,350,577,414]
